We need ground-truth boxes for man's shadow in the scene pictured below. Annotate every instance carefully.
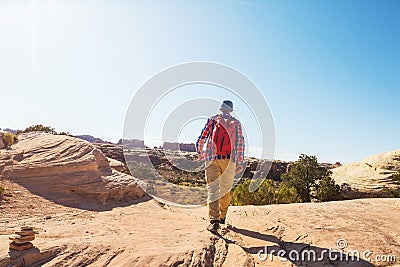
[227,226,375,267]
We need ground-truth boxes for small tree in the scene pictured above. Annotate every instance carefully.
[281,154,338,202]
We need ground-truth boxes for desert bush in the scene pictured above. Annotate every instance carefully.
[58,131,73,137]
[3,132,16,147]
[276,183,300,204]
[16,124,74,136]
[231,154,343,205]
[231,179,276,206]
[21,124,57,134]
[281,154,340,202]
[315,176,341,202]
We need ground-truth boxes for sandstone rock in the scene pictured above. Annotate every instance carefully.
[107,157,125,172]
[0,132,145,207]
[9,241,33,251]
[2,176,400,266]
[9,236,35,244]
[14,230,35,236]
[9,225,36,251]
[4,245,63,267]
[332,149,400,194]
[364,150,400,173]
[2,194,399,266]
[93,143,126,163]
[92,148,110,170]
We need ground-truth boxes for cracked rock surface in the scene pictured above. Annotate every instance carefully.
[1,178,399,266]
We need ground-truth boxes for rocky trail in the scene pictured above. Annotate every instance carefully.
[1,179,400,266]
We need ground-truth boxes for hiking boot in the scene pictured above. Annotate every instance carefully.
[220,218,226,224]
[207,220,220,233]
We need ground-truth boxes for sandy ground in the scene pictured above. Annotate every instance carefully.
[1,179,400,267]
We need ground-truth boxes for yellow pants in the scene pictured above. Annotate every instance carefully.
[205,159,236,221]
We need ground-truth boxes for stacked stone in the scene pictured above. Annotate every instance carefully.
[9,226,36,251]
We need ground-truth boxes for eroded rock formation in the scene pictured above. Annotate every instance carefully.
[0,132,145,207]
[332,149,400,195]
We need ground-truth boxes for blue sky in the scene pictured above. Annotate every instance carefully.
[0,0,399,163]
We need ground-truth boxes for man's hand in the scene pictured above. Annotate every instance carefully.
[235,165,244,174]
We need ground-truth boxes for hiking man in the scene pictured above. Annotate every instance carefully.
[196,100,245,233]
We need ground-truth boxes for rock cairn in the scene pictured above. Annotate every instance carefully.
[9,226,37,251]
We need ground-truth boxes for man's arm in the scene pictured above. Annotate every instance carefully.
[196,117,214,158]
[234,120,245,169]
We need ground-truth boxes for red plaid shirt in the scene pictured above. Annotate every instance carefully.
[196,113,245,166]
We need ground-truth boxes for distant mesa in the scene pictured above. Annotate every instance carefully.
[118,139,146,148]
[163,142,196,152]
[75,135,108,144]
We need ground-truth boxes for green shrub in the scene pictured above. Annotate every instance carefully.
[58,131,73,137]
[15,125,73,137]
[276,183,300,204]
[22,124,57,134]
[231,154,343,205]
[315,176,341,202]
[3,132,16,147]
[231,179,276,206]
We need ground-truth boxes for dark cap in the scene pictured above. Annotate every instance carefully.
[220,100,233,111]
